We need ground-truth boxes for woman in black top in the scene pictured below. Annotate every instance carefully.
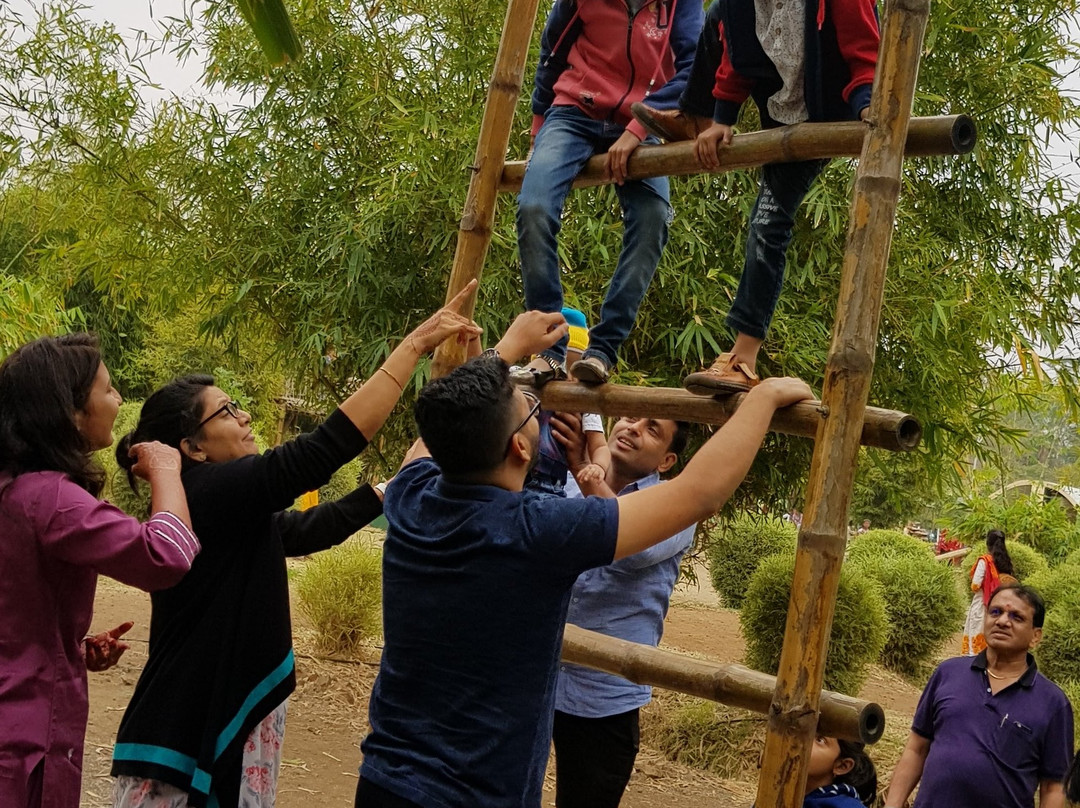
[109,285,481,808]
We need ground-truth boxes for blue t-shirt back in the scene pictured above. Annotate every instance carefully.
[360,458,619,808]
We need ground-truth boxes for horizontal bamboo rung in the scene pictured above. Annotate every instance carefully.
[562,625,885,744]
[500,114,976,192]
[533,382,921,453]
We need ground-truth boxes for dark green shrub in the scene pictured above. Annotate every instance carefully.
[961,540,1049,582]
[849,554,965,677]
[1058,679,1080,750]
[706,515,797,609]
[846,529,934,565]
[1035,586,1080,685]
[740,553,887,695]
[1025,564,1080,612]
[295,536,382,654]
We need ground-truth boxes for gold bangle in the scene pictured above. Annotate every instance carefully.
[377,366,405,392]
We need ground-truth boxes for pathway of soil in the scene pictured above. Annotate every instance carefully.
[80,573,925,807]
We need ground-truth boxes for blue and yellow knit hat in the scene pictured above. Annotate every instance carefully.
[561,307,589,352]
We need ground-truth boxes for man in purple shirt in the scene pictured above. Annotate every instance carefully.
[885,584,1074,808]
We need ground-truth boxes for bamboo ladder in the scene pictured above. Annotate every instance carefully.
[430,0,965,802]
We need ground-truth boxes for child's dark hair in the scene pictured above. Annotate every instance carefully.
[413,356,517,479]
[0,334,106,495]
[116,374,215,489]
[835,739,878,807]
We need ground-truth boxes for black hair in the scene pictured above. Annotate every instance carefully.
[834,739,878,807]
[1066,752,1080,802]
[988,582,1046,628]
[668,420,690,457]
[0,333,106,496]
[413,356,517,479]
[116,374,215,489]
[986,528,1015,577]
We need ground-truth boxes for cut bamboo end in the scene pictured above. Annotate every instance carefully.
[562,625,884,744]
[531,381,921,453]
[499,114,976,193]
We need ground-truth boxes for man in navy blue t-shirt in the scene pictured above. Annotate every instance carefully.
[356,311,814,808]
[884,584,1074,808]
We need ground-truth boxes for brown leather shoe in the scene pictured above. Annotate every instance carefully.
[631,102,712,142]
[683,352,760,395]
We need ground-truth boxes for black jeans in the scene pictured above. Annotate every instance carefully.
[552,708,641,808]
[354,777,424,808]
[681,0,725,117]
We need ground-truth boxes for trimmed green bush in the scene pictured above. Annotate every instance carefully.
[1025,564,1080,612]
[1066,547,1080,568]
[707,515,797,609]
[295,537,382,654]
[849,553,965,677]
[1035,587,1080,686]
[1058,679,1080,750]
[846,529,934,565]
[961,540,1049,583]
[740,553,888,695]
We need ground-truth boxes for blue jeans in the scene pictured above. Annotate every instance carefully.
[517,106,673,367]
[726,159,827,339]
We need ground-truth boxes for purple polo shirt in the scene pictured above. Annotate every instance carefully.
[912,651,1074,808]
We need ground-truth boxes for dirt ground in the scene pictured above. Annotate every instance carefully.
[79,568,927,808]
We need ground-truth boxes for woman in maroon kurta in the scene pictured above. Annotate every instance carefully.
[0,334,200,808]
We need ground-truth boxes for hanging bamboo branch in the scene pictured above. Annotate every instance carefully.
[533,382,921,453]
[562,626,885,744]
[755,0,932,805]
[430,0,543,378]
[499,114,974,192]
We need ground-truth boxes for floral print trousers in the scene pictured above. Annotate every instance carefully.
[112,700,287,808]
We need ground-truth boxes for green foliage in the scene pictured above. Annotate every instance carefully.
[1,0,1079,506]
[294,535,383,654]
[0,275,82,358]
[317,457,364,503]
[848,553,965,677]
[96,401,151,517]
[1058,678,1080,751]
[846,529,935,565]
[1034,586,1080,686]
[1067,547,1080,567]
[961,540,1050,583]
[946,492,1080,564]
[1025,563,1080,613]
[706,515,797,609]
[740,554,888,695]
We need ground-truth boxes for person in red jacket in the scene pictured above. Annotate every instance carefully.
[633,0,879,393]
[516,0,703,385]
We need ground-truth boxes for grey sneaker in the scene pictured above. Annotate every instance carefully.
[570,355,612,385]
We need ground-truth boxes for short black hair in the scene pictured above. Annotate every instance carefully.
[414,356,517,478]
[989,583,1046,628]
[668,420,690,457]
[835,739,878,807]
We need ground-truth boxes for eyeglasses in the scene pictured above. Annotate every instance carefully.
[987,606,1028,625]
[508,391,541,442]
[195,400,241,432]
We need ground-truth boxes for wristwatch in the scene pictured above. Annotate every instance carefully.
[481,347,504,362]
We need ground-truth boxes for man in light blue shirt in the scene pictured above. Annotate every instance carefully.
[553,416,694,808]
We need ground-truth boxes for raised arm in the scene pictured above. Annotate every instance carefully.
[884,732,932,808]
[612,377,812,559]
[340,280,482,439]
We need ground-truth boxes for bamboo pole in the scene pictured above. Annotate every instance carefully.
[533,381,921,453]
[430,0,542,378]
[755,0,931,805]
[562,626,885,744]
[499,114,975,192]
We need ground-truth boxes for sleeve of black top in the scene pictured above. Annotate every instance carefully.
[274,484,383,556]
[188,409,369,517]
